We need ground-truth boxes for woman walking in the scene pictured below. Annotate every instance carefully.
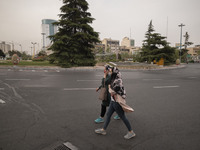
[95,65,111,123]
[95,67,136,139]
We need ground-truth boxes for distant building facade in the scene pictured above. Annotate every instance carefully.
[41,19,58,49]
[94,42,105,53]
[120,37,140,54]
[102,38,120,53]
[121,37,135,47]
[0,41,11,53]
[187,45,200,56]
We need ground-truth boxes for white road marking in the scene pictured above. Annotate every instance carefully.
[143,79,163,81]
[5,79,30,81]
[44,70,48,72]
[188,77,197,79]
[24,85,50,87]
[0,88,5,90]
[153,85,180,89]
[63,142,78,150]
[32,70,35,72]
[77,80,101,82]
[56,70,60,72]
[63,88,96,91]
[0,99,6,104]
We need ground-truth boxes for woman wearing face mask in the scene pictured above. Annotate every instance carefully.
[95,67,136,139]
[95,65,112,123]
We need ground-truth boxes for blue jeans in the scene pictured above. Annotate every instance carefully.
[103,101,132,131]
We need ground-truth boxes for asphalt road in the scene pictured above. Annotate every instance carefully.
[0,64,200,150]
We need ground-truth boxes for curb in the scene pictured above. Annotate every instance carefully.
[0,65,186,71]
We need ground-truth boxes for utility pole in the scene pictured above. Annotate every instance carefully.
[41,33,46,50]
[178,23,185,64]
[31,42,37,59]
[19,44,22,52]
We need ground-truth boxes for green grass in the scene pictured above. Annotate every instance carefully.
[0,60,57,66]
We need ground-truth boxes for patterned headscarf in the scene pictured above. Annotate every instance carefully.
[110,67,126,99]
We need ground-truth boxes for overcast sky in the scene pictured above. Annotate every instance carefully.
[0,0,200,54]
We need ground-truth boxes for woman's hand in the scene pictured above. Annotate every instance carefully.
[96,88,99,92]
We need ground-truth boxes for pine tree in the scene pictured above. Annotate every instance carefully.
[183,32,193,49]
[49,0,99,67]
[141,20,175,64]
[181,32,193,62]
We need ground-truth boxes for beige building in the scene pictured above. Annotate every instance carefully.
[187,45,200,56]
[0,42,11,53]
[94,42,105,53]
[102,38,120,53]
[121,37,135,47]
[121,37,141,54]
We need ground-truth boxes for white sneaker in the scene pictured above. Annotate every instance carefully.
[95,128,106,135]
[124,131,136,139]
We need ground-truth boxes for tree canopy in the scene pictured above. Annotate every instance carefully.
[141,20,176,64]
[0,49,6,58]
[49,0,99,67]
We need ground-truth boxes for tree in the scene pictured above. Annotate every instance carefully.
[38,50,47,57]
[180,32,193,62]
[8,50,22,57]
[21,52,32,60]
[49,0,99,67]
[183,32,193,49]
[0,49,6,58]
[141,20,176,64]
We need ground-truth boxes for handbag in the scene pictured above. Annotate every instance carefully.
[116,95,134,113]
[98,79,107,100]
[109,87,134,113]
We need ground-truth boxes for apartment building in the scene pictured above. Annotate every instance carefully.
[187,45,200,56]
[0,41,11,53]
[102,38,120,53]
[41,19,58,49]
[121,37,140,54]
[121,37,135,47]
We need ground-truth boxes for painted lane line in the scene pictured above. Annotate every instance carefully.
[6,79,30,81]
[143,79,163,81]
[0,88,5,90]
[153,85,180,89]
[63,88,96,91]
[63,142,78,150]
[0,99,6,104]
[24,85,50,87]
[77,80,101,82]
[188,77,197,79]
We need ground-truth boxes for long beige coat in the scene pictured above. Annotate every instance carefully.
[109,87,134,113]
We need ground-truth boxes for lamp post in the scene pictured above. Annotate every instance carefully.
[178,23,185,64]
[41,33,46,50]
[19,44,22,52]
[31,42,37,59]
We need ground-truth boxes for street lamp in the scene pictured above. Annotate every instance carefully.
[41,33,46,50]
[19,44,22,52]
[31,42,37,59]
[178,23,185,64]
